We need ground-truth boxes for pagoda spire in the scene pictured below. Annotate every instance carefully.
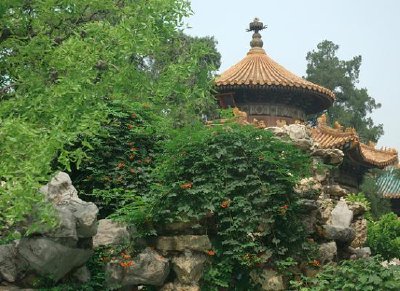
[247,18,267,49]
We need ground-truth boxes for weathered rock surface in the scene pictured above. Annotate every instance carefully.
[71,265,91,283]
[156,235,211,253]
[349,247,371,259]
[323,184,348,197]
[18,237,92,281]
[347,202,367,217]
[331,200,353,228]
[172,250,207,284]
[93,219,130,249]
[317,198,334,224]
[284,124,314,150]
[40,172,98,240]
[294,178,322,197]
[250,269,284,291]
[312,148,344,165]
[319,241,337,263]
[0,244,18,282]
[323,225,356,243]
[160,283,200,291]
[350,218,368,248]
[106,248,169,288]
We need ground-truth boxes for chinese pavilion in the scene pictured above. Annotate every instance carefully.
[215,18,335,126]
[215,18,399,193]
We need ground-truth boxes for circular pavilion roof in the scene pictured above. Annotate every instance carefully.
[215,18,335,113]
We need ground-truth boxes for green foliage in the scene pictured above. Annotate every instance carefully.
[292,256,400,290]
[368,212,400,260]
[345,193,371,211]
[360,172,392,220]
[0,0,219,238]
[306,40,383,142]
[148,123,313,288]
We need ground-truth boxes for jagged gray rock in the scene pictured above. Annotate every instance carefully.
[156,235,211,253]
[323,184,348,197]
[312,148,344,165]
[172,250,207,284]
[106,248,169,288]
[331,200,353,228]
[18,237,93,281]
[319,241,337,263]
[0,244,18,282]
[93,219,130,249]
[40,172,98,240]
[323,225,356,243]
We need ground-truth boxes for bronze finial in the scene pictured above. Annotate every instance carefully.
[247,18,267,48]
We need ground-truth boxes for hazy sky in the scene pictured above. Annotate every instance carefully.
[185,0,400,150]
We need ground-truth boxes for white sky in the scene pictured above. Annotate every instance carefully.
[185,0,400,151]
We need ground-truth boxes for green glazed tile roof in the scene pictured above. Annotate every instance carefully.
[377,167,400,199]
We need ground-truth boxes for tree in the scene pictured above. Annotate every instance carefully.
[0,0,219,239]
[306,40,383,142]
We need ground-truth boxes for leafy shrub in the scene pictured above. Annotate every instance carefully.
[291,256,400,290]
[346,193,371,211]
[149,123,313,288]
[360,173,392,220]
[64,100,164,219]
[368,212,400,260]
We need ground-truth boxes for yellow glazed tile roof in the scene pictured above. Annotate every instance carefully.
[215,47,335,102]
[311,114,398,168]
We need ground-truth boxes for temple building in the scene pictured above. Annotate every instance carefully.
[215,18,335,126]
[311,115,398,191]
[214,18,399,194]
[376,167,400,214]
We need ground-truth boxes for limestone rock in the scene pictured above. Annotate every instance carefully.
[331,200,353,228]
[18,237,93,281]
[294,177,322,198]
[284,124,314,150]
[71,265,91,283]
[323,225,356,243]
[40,172,98,239]
[106,248,169,288]
[349,247,371,259]
[350,218,368,248]
[319,242,337,264]
[156,235,211,253]
[0,244,18,282]
[250,269,284,291]
[312,149,344,165]
[323,184,348,197]
[317,198,334,224]
[297,199,318,213]
[347,202,367,217]
[160,283,200,291]
[172,250,207,284]
[300,210,318,234]
[93,219,130,249]
[40,172,79,203]
[266,127,286,137]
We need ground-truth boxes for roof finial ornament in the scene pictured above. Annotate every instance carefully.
[247,18,267,49]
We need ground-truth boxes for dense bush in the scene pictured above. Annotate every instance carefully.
[368,212,400,260]
[291,256,400,290]
[360,172,392,220]
[147,123,314,289]
[64,100,164,219]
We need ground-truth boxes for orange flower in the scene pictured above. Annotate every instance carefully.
[131,147,139,151]
[127,124,133,129]
[122,254,131,259]
[310,259,320,267]
[180,182,193,189]
[220,200,230,209]
[207,250,215,256]
[279,204,288,215]
[129,154,135,161]
[117,162,125,169]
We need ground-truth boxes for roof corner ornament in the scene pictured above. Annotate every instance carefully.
[247,18,267,49]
